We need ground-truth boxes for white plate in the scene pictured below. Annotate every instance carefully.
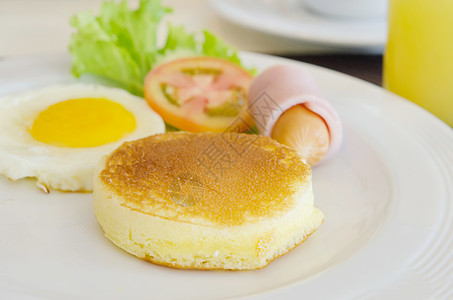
[210,0,387,49]
[1,53,452,299]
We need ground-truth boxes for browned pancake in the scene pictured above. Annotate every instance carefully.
[99,132,311,227]
[94,131,323,270]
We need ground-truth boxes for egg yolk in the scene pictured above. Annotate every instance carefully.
[29,98,136,148]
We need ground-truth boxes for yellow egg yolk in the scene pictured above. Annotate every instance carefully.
[29,98,136,148]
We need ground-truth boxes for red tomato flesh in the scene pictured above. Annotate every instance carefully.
[144,57,254,132]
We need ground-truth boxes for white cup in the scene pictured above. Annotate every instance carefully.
[304,0,387,19]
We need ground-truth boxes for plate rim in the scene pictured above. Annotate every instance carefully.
[209,0,387,48]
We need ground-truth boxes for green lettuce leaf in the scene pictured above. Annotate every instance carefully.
[69,0,171,95]
[202,31,242,65]
[157,25,254,73]
[69,0,252,96]
[160,24,197,53]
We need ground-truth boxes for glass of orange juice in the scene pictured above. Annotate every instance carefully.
[384,0,453,126]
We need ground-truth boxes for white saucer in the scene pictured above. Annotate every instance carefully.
[210,0,387,49]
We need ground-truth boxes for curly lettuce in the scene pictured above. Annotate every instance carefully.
[69,0,251,96]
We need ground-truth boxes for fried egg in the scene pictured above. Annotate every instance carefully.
[0,84,165,192]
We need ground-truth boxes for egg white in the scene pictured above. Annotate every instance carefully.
[0,83,165,192]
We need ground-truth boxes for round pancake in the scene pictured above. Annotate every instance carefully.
[94,132,324,270]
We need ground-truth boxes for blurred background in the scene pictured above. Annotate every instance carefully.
[0,0,385,85]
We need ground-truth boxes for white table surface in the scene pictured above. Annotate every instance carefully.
[0,0,336,58]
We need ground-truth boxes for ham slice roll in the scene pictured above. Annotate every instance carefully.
[248,64,343,165]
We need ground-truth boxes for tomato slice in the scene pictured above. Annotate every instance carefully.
[144,57,254,132]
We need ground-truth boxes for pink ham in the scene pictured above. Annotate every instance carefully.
[248,64,343,160]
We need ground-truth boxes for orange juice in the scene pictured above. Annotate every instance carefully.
[384,0,453,126]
